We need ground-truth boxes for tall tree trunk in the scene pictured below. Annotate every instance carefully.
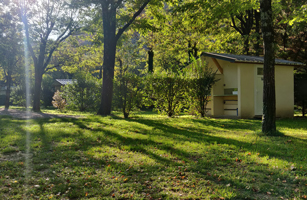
[4,71,12,110]
[260,0,276,134]
[98,5,117,116]
[148,48,154,73]
[32,46,46,112]
[96,0,150,116]
[33,70,43,112]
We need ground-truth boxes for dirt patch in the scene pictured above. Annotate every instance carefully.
[0,108,83,119]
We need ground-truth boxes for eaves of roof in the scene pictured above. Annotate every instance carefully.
[201,52,305,66]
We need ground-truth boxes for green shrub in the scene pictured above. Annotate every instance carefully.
[184,58,217,117]
[62,72,101,112]
[113,73,143,118]
[11,84,33,107]
[42,74,56,107]
[144,71,186,117]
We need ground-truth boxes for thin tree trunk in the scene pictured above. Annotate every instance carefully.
[148,48,154,73]
[98,5,117,115]
[4,71,12,110]
[99,65,103,79]
[188,41,192,62]
[260,0,276,134]
[244,36,249,55]
[254,10,261,56]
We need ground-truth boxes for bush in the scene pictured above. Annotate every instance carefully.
[113,73,143,118]
[62,72,101,112]
[52,90,66,111]
[42,74,56,107]
[11,84,33,107]
[184,58,217,117]
[144,71,186,117]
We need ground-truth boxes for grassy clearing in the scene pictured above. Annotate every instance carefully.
[0,110,307,199]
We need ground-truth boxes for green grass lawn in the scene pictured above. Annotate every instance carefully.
[0,110,307,199]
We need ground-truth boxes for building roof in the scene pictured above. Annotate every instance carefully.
[201,52,305,66]
[55,79,75,85]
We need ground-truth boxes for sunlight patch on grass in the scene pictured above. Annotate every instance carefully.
[1,112,307,199]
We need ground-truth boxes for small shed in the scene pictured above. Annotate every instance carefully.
[53,79,74,91]
[201,52,304,118]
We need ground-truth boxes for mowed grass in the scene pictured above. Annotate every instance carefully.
[0,111,307,200]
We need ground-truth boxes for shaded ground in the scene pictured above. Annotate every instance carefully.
[0,108,83,119]
[0,112,306,199]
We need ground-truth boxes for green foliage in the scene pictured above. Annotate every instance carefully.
[10,84,33,108]
[184,58,217,117]
[294,74,307,116]
[113,73,143,118]
[41,75,56,107]
[10,85,26,107]
[112,30,147,118]
[52,90,66,111]
[145,70,186,117]
[62,72,101,112]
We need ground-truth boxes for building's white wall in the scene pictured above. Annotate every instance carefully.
[238,64,255,118]
[275,65,294,118]
[204,56,294,118]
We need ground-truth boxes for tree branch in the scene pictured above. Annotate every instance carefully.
[43,29,73,71]
[230,15,243,35]
[44,63,63,72]
[21,11,38,65]
[115,0,150,42]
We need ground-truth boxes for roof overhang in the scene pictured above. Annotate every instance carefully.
[201,52,305,67]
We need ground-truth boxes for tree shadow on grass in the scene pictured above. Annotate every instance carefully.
[1,115,307,199]
[49,116,307,197]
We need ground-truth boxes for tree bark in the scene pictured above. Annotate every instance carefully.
[4,71,12,110]
[260,0,276,134]
[97,4,117,115]
[97,0,150,115]
[32,69,43,112]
